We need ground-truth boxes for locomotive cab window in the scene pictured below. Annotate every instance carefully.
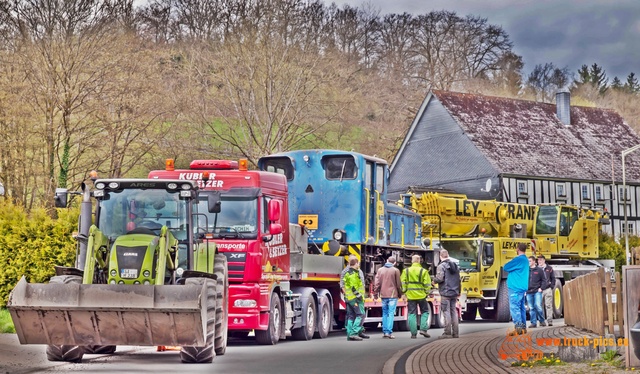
[261,157,294,181]
[323,156,357,180]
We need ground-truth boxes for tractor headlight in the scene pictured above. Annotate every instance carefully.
[333,229,346,242]
[110,269,117,277]
[143,270,150,277]
[108,182,119,189]
[95,182,105,190]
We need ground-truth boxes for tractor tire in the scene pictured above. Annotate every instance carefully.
[84,345,116,354]
[180,278,217,363]
[552,279,564,319]
[214,254,228,356]
[313,295,331,339]
[462,304,478,321]
[495,280,511,322]
[46,275,85,363]
[255,293,282,345]
[292,296,316,340]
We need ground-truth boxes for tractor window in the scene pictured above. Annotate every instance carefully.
[324,156,357,180]
[535,205,558,235]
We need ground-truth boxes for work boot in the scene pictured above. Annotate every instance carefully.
[388,334,396,339]
[419,330,431,338]
[348,336,363,341]
[540,322,547,327]
[410,335,417,339]
[452,334,459,338]
[382,334,390,338]
[438,334,452,339]
[359,333,370,339]
[548,321,553,326]
[528,324,537,328]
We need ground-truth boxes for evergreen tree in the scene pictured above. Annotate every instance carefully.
[624,72,639,93]
[611,76,623,91]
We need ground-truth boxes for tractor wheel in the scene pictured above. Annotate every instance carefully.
[552,279,564,319]
[46,275,85,363]
[180,278,217,363]
[495,280,511,322]
[292,296,316,340]
[313,295,331,339]
[84,345,116,354]
[214,254,228,356]
[255,293,282,345]
[462,304,478,321]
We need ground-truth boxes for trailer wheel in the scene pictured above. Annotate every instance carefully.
[213,255,228,355]
[478,307,496,320]
[314,296,331,339]
[433,309,445,328]
[255,293,282,345]
[462,304,478,321]
[495,280,511,322]
[292,296,316,340]
[552,279,563,319]
[45,275,85,363]
[180,278,217,363]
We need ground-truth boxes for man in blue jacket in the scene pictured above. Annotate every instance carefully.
[503,243,529,335]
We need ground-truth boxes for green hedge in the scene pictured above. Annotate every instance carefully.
[0,201,77,306]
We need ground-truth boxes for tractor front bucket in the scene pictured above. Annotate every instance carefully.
[7,277,207,347]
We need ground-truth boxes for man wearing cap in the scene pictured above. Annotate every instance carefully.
[537,255,555,326]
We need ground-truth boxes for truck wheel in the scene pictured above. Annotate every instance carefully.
[180,278,217,363]
[214,254,228,356]
[433,310,445,328]
[479,307,496,320]
[292,297,316,340]
[255,293,282,345]
[313,295,331,339]
[552,279,563,319]
[462,304,478,321]
[425,303,433,328]
[45,275,85,362]
[495,280,511,322]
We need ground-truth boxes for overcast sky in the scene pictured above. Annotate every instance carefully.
[329,0,640,81]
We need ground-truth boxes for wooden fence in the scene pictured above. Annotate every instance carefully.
[564,267,623,336]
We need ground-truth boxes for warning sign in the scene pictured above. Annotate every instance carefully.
[298,214,318,230]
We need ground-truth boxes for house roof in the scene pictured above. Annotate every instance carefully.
[431,90,640,182]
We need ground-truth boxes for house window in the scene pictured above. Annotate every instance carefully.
[517,181,527,196]
[622,222,635,235]
[556,183,567,199]
[595,186,603,201]
[581,185,591,200]
[619,186,630,204]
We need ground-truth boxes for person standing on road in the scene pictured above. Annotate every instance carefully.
[526,256,546,328]
[434,249,461,339]
[401,255,432,339]
[537,255,555,326]
[503,243,529,335]
[374,256,403,339]
[340,255,369,339]
[342,257,368,341]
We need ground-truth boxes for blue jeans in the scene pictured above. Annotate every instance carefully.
[526,292,545,325]
[381,298,398,335]
[508,289,527,328]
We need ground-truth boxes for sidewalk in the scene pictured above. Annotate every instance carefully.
[384,320,623,374]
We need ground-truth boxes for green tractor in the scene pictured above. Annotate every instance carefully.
[7,179,228,363]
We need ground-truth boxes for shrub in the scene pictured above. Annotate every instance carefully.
[0,201,78,306]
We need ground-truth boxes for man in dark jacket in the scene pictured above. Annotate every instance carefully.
[526,256,546,328]
[374,256,403,339]
[434,249,461,339]
[537,255,555,326]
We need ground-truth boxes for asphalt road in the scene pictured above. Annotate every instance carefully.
[0,320,507,374]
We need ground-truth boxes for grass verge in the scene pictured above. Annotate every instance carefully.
[0,308,15,333]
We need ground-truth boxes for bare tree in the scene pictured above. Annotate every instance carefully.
[525,62,571,102]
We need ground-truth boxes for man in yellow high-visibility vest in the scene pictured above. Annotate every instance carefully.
[343,257,366,341]
[401,255,432,339]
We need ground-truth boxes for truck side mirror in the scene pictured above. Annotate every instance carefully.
[54,188,68,208]
[483,243,495,266]
[207,191,221,213]
[269,223,282,236]
[268,199,281,221]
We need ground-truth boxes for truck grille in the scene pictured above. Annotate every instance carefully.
[222,252,246,280]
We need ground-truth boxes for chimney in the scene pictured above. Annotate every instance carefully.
[556,91,571,126]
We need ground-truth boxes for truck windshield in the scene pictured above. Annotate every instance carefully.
[442,239,480,272]
[97,188,188,241]
[197,196,258,239]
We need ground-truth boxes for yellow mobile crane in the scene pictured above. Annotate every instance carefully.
[400,192,610,322]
